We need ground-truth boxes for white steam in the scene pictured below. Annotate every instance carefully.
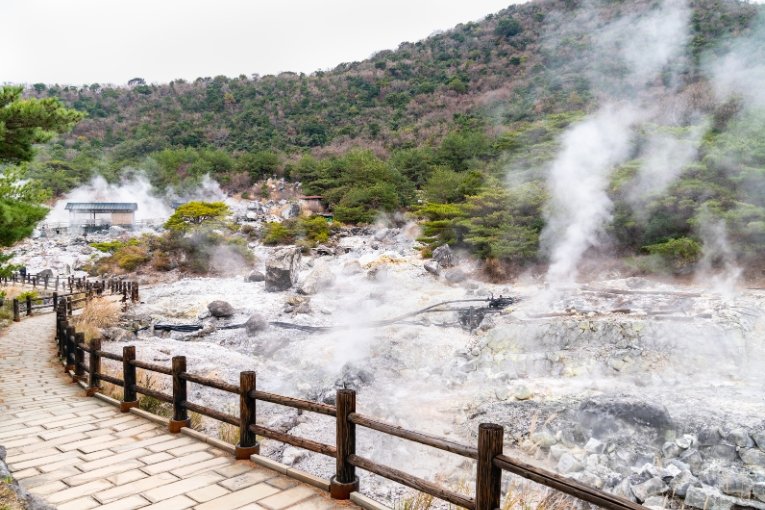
[541,0,691,285]
[542,106,639,285]
[708,15,765,109]
[47,174,173,223]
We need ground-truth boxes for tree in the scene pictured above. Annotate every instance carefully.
[0,86,83,163]
[0,87,82,248]
[164,201,230,232]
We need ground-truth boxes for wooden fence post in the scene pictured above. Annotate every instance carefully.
[52,292,58,311]
[12,299,20,322]
[121,346,139,412]
[169,356,190,433]
[74,332,85,382]
[236,371,259,459]
[65,326,76,373]
[87,338,101,396]
[26,294,32,316]
[475,423,504,510]
[331,388,359,499]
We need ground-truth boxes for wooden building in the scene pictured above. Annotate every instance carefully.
[65,202,138,229]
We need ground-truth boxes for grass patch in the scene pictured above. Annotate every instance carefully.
[74,299,120,341]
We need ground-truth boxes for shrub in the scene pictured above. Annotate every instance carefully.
[643,237,702,273]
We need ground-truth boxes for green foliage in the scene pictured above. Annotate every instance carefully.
[495,16,523,38]
[90,239,140,253]
[263,216,335,248]
[164,201,230,232]
[0,86,83,163]
[17,290,41,304]
[423,168,484,203]
[643,237,702,273]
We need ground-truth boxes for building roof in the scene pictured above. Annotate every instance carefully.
[65,202,138,212]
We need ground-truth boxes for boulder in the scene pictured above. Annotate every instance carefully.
[698,427,722,446]
[753,431,765,451]
[740,448,765,467]
[669,470,700,498]
[208,300,234,318]
[719,473,752,499]
[103,327,133,343]
[726,428,754,448]
[424,261,440,276]
[342,260,363,275]
[37,269,54,280]
[684,486,733,510]
[754,482,765,502]
[432,244,454,268]
[557,453,583,474]
[282,203,300,219]
[585,438,606,454]
[298,264,335,295]
[631,477,668,503]
[265,247,301,292]
[246,270,265,282]
[444,267,467,283]
[245,314,268,336]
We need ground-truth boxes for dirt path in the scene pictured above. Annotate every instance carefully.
[0,313,354,510]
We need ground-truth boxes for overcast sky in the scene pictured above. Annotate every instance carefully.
[2,0,521,86]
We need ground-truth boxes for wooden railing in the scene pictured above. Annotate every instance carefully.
[52,295,646,510]
[2,274,139,322]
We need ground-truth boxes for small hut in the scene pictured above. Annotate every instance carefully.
[65,202,138,230]
[298,195,326,214]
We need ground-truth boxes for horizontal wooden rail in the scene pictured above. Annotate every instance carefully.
[133,384,173,403]
[349,413,477,459]
[97,373,124,387]
[182,400,238,426]
[250,424,336,457]
[182,372,239,393]
[95,350,123,362]
[77,343,91,353]
[493,455,644,510]
[130,359,172,375]
[253,390,336,417]
[349,454,476,510]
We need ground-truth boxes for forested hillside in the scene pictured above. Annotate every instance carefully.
[18,0,765,276]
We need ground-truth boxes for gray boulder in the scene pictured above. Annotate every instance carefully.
[298,264,335,295]
[282,203,300,219]
[265,247,301,292]
[754,482,765,502]
[424,261,440,276]
[753,431,765,451]
[726,428,754,448]
[669,470,700,498]
[444,267,467,283]
[719,473,752,499]
[631,477,668,503]
[245,314,268,336]
[103,327,134,343]
[684,486,732,510]
[557,453,583,474]
[246,270,265,282]
[432,244,454,268]
[37,268,54,280]
[740,448,765,467]
[208,300,234,318]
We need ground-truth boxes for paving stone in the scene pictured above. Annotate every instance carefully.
[97,494,151,510]
[141,451,215,475]
[95,472,179,504]
[258,485,318,510]
[194,483,282,510]
[187,482,231,502]
[47,479,115,504]
[141,494,196,509]
[143,472,225,502]
[58,496,100,510]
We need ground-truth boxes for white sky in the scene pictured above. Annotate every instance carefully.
[2,0,521,86]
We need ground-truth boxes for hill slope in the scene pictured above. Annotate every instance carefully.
[20,0,765,277]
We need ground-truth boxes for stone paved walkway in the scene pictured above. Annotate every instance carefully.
[0,313,355,510]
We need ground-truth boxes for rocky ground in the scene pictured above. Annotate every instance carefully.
[6,211,765,509]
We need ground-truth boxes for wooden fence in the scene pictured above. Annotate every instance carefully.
[1,273,139,322]
[48,290,646,510]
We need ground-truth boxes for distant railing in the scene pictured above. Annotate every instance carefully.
[2,273,139,322]
[51,296,646,510]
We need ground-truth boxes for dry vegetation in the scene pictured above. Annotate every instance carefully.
[0,482,25,510]
[73,298,120,340]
